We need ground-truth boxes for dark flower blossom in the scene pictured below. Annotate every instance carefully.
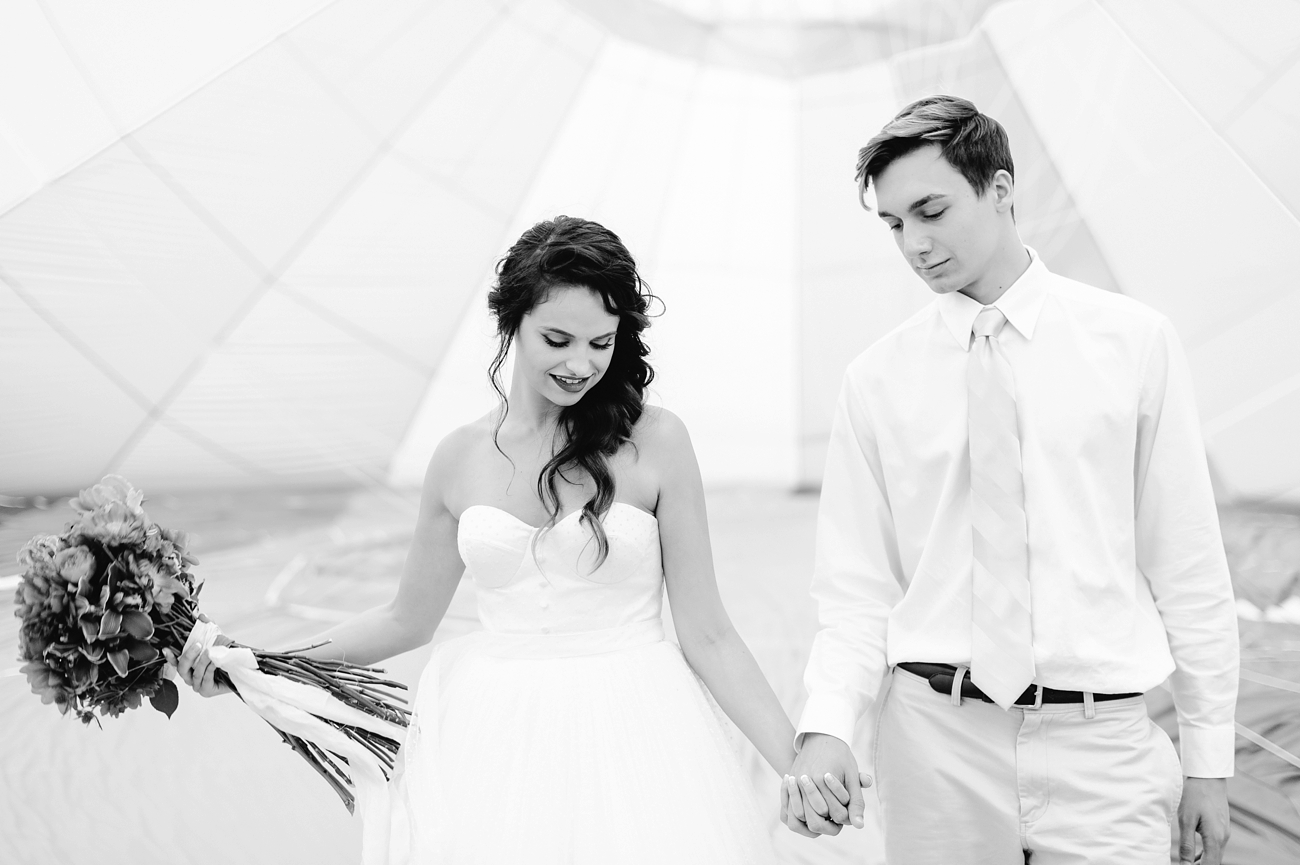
[13,476,190,725]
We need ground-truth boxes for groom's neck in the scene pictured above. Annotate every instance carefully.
[959,239,1031,307]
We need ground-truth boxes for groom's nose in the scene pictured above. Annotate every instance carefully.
[903,226,933,258]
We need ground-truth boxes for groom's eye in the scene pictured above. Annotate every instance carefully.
[923,209,946,220]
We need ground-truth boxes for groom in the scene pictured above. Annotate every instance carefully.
[782,96,1238,864]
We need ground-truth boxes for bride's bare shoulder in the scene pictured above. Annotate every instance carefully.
[424,413,499,491]
[631,405,696,463]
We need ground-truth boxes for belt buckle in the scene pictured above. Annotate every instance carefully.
[1030,684,1044,710]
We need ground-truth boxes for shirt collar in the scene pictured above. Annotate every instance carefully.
[937,247,1049,350]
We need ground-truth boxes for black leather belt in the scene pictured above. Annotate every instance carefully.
[897,662,1142,706]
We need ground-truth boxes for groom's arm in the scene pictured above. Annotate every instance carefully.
[1133,318,1237,864]
[788,367,905,834]
[799,372,903,747]
[1134,318,1238,778]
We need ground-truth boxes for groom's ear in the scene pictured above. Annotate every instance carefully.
[988,169,1015,219]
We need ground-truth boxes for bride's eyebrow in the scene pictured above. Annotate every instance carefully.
[541,327,617,340]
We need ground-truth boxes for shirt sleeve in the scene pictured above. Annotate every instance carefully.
[1135,317,1239,778]
[796,367,906,750]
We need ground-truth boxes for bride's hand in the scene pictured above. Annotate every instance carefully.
[176,640,233,698]
[781,733,871,836]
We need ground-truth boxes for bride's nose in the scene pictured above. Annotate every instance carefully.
[562,354,596,377]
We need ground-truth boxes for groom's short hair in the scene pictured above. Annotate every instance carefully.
[855,95,1014,210]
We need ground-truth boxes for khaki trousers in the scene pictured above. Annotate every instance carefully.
[875,667,1183,864]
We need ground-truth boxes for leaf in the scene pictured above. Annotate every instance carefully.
[106,649,130,677]
[120,610,154,640]
[150,679,179,719]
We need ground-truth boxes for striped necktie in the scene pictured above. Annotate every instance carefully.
[968,307,1035,709]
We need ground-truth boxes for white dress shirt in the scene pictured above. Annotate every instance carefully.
[797,250,1239,778]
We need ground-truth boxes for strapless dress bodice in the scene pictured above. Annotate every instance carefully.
[456,502,664,634]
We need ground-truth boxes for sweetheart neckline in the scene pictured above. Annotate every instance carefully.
[459,501,657,531]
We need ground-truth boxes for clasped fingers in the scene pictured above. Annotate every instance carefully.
[781,775,819,838]
[782,775,842,836]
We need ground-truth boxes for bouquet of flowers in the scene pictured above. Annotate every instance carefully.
[12,476,409,816]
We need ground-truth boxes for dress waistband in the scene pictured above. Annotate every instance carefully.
[470,618,665,659]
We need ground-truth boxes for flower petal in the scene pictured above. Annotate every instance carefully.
[106,649,130,678]
[125,639,158,663]
[120,610,154,640]
[98,610,122,640]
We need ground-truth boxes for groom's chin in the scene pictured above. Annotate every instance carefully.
[921,276,959,295]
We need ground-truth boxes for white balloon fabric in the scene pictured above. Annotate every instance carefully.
[2,0,1298,501]
[183,620,403,865]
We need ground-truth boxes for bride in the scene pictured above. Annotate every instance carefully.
[178,216,794,863]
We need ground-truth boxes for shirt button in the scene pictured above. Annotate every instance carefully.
[539,599,550,609]
[541,627,551,634]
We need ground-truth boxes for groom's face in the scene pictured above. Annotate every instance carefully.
[874,144,1003,297]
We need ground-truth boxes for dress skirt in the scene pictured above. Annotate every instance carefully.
[385,619,779,864]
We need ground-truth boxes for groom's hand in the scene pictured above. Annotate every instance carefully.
[1178,777,1229,864]
[780,733,871,836]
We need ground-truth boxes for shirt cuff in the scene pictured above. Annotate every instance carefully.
[1178,725,1236,778]
[795,692,858,752]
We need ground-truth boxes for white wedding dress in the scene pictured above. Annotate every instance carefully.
[385,502,779,864]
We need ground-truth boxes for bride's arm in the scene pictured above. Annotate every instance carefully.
[282,446,466,666]
[650,410,797,777]
[178,431,469,694]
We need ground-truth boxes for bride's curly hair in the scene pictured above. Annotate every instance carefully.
[487,216,658,566]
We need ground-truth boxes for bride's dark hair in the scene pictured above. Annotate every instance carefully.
[487,216,657,566]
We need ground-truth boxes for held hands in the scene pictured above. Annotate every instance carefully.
[780,733,872,837]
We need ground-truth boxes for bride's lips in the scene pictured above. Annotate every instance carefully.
[550,373,591,393]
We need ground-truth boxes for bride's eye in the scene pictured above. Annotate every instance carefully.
[543,336,569,348]
[593,341,614,351]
